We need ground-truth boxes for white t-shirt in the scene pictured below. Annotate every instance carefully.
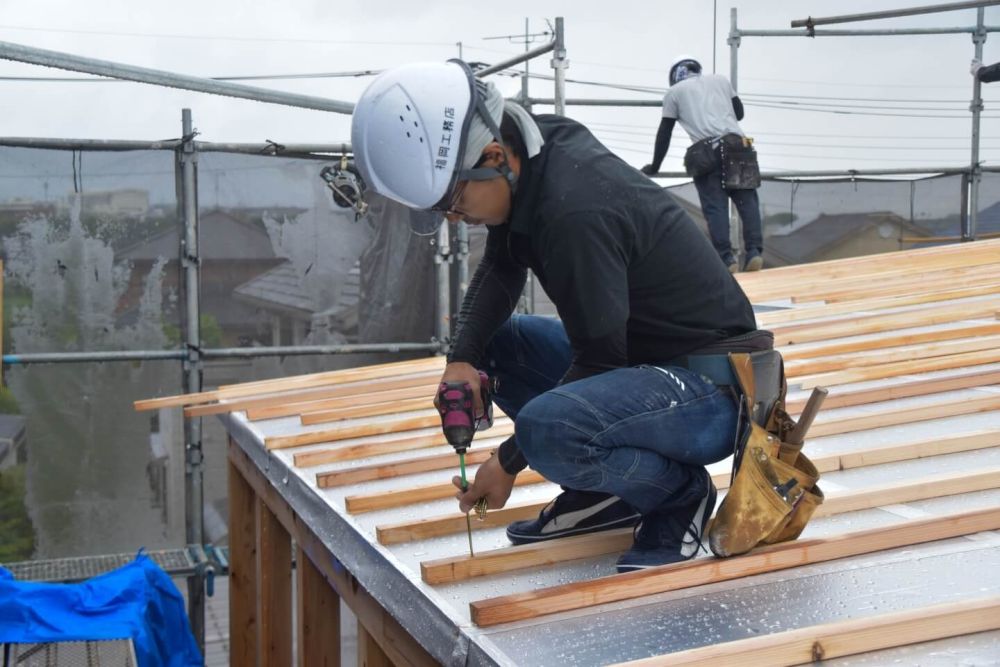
[661,74,743,142]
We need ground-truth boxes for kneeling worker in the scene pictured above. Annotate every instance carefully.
[351,60,767,571]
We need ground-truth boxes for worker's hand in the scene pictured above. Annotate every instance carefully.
[640,164,659,176]
[453,454,516,513]
[435,361,485,418]
[971,58,984,76]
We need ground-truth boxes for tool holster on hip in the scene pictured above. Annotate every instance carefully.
[708,351,826,558]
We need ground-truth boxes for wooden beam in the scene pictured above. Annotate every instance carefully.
[377,500,548,546]
[136,355,443,411]
[784,368,1000,413]
[738,245,1000,302]
[610,596,1000,666]
[807,393,1000,438]
[759,282,1000,326]
[737,240,1000,287]
[293,422,515,468]
[784,335,1000,377]
[300,397,435,425]
[798,262,1000,304]
[420,467,1000,585]
[771,299,1000,347]
[317,447,496,488]
[242,381,435,421]
[376,429,1000,545]
[217,354,442,392]
[266,414,462,450]
[737,238,999,286]
[228,456,259,665]
[228,442,438,666]
[778,323,1000,362]
[257,497,293,667]
[817,468,1000,517]
[469,506,1000,627]
[345,470,548,514]
[345,395,999,511]
[358,621,392,667]
[296,545,341,667]
[794,349,1000,389]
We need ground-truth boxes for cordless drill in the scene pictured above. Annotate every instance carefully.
[436,371,495,555]
[437,370,494,478]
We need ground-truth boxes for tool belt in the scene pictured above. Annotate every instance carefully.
[683,137,720,178]
[719,133,761,190]
[707,351,826,558]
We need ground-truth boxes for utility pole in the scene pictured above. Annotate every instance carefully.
[482,18,553,111]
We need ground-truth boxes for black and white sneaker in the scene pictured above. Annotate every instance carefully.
[506,490,640,545]
[615,469,717,573]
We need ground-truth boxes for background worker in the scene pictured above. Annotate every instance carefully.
[641,56,764,273]
[351,60,766,571]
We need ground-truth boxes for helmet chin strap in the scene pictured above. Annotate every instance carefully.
[456,86,518,195]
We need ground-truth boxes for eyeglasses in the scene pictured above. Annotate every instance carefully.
[430,179,469,215]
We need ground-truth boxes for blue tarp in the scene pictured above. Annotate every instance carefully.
[0,552,202,667]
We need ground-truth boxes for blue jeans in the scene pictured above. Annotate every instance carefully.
[694,166,763,265]
[483,315,739,515]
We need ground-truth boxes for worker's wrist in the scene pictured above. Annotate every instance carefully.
[497,436,527,475]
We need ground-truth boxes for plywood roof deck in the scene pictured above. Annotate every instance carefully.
[142,237,1000,664]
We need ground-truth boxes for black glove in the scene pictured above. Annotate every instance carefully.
[640,164,659,176]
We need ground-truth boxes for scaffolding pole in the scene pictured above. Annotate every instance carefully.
[790,0,1000,28]
[969,7,987,240]
[177,109,205,649]
[729,7,999,242]
[0,136,351,155]
[0,40,355,114]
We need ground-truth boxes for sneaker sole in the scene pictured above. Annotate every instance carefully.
[744,256,763,271]
[506,512,641,545]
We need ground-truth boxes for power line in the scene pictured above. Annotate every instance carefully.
[585,121,1000,140]
[0,23,453,47]
[745,101,1000,119]
[465,45,986,91]
[0,70,383,83]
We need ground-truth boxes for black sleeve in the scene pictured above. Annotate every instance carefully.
[540,212,630,384]
[980,61,1000,83]
[732,95,745,120]
[447,224,527,366]
[496,435,527,475]
[648,117,676,173]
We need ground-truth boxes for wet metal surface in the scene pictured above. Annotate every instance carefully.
[225,352,1000,665]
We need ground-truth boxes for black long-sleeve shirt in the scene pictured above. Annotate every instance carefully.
[979,61,1000,83]
[449,114,757,472]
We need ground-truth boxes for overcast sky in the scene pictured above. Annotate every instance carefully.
[1,0,998,175]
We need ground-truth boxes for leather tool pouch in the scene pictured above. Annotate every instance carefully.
[719,133,761,190]
[684,137,720,178]
[708,351,824,558]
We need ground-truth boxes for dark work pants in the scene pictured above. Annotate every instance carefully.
[694,166,763,265]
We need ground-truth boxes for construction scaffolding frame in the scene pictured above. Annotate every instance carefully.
[0,18,569,652]
[2,6,997,655]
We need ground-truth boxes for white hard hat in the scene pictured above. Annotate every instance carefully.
[669,55,702,86]
[351,60,514,211]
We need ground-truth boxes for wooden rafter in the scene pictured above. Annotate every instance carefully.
[758,282,1000,326]
[609,596,1000,666]
[784,367,1000,413]
[420,467,1000,585]
[777,323,1000,362]
[374,430,1000,545]
[293,423,515,468]
[469,506,1000,627]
